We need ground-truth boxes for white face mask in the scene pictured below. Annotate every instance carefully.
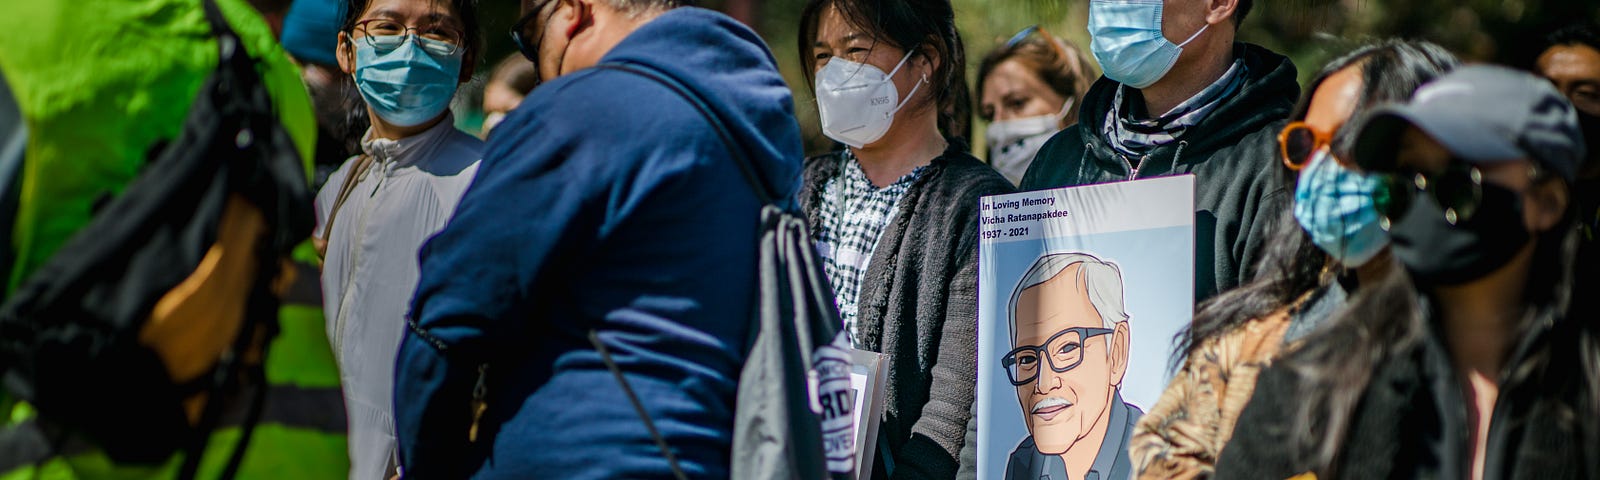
[814,50,924,148]
[986,100,1073,185]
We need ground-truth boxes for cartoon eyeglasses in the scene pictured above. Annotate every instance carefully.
[1001,326,1114,386]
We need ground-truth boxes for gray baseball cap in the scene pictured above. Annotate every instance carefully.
[1353,64,1586,181]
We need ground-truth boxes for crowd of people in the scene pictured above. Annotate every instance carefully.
[0,0,1597,479]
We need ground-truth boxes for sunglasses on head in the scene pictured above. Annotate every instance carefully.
[1004,25,1071,59]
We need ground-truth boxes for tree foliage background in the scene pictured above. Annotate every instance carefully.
[468,0,1600,154]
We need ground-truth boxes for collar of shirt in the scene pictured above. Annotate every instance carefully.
[1103,59,1248,157]
[360,113,458,174]
[1087,391,1132,480]
[839,149,927,192]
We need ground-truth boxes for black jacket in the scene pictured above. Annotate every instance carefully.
[800,146,1014,480]
[1217,300,1600,480]
[1019,43,1299,302]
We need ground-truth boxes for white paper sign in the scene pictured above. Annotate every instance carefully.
[976,176,1195,480]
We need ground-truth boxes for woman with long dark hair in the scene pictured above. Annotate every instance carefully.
[1217,65,1600,479]
[798,0,1013,477]
[1128,40,1458,479]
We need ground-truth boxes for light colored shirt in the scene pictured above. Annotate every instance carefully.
[814,151,925,348]
[315,116,481,480]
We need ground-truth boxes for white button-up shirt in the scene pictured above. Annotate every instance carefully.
[314,116,481,480]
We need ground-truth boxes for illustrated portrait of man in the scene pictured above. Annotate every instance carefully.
[1002,252,1143,480]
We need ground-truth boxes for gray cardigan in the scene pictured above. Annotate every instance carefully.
[800,147,1015,480]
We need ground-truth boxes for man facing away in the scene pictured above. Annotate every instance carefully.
[1020,0,1299,302]
[1003,253,1142,480]
[392,0,803,478]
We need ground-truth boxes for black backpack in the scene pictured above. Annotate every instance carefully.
[0,0,313,477]
[588,63,855,480]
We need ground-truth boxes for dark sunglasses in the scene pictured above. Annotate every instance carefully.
[1376,160,1485,226]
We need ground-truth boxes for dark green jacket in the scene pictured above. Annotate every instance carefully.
[1019,43,1300,302]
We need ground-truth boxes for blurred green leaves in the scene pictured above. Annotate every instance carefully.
[471,0,1600,153]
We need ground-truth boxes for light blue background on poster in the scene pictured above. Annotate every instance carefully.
[976,225,1192,478]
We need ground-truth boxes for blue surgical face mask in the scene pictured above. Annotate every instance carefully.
[354,35,464,128]
[1087,0,1209,89]
[1293,149,1390,267]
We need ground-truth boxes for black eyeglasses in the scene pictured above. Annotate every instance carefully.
[1001,326,1115,386]
[509,7,542,63]
[352,19,464,56]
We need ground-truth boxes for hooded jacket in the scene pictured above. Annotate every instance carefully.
[1217,298,1600,479]
[1019,43,1299,302]
[393,8,802,479]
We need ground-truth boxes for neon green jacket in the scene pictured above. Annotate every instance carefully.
[0,0,346,476]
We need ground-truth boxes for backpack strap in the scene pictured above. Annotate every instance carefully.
[581,62,761,480]
[589,63,846,480]
[314,153,374,259]
[175,1,274,479]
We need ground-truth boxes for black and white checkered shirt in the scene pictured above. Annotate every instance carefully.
[815,151,926,348]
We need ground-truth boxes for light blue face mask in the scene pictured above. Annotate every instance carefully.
[354,35,464,128]
[1293,149,1390,267]
[1087,0,1210,89]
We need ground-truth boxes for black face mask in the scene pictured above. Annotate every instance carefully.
[1387,181,1532,287]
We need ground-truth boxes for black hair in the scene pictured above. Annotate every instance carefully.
[1174,40,1461,365]
[798,0,971,142]
[1234,0,1252,27]
[1545,22,1600,54]
[340,0,484,78]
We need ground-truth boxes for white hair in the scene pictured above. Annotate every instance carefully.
[598,0,684,17]
[1006,252,1129,349]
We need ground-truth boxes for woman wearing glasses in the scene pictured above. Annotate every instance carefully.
[314,0,482,478]
[976,25,1097,186]
[798,0,1013,478]
[1127,41,1458,479]
[1217,66,1600,479]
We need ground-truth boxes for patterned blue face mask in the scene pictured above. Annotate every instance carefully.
[354,35,463,128]
[1293,149,1390,267]
[1087,0,1209,89]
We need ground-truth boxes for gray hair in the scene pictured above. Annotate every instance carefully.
[597,0,686,17]
[1007,252,1129,346]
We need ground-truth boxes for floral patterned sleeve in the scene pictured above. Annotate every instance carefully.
[1128,309,1295,479]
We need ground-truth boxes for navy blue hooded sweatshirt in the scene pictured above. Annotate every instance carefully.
[393,8,803,479]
